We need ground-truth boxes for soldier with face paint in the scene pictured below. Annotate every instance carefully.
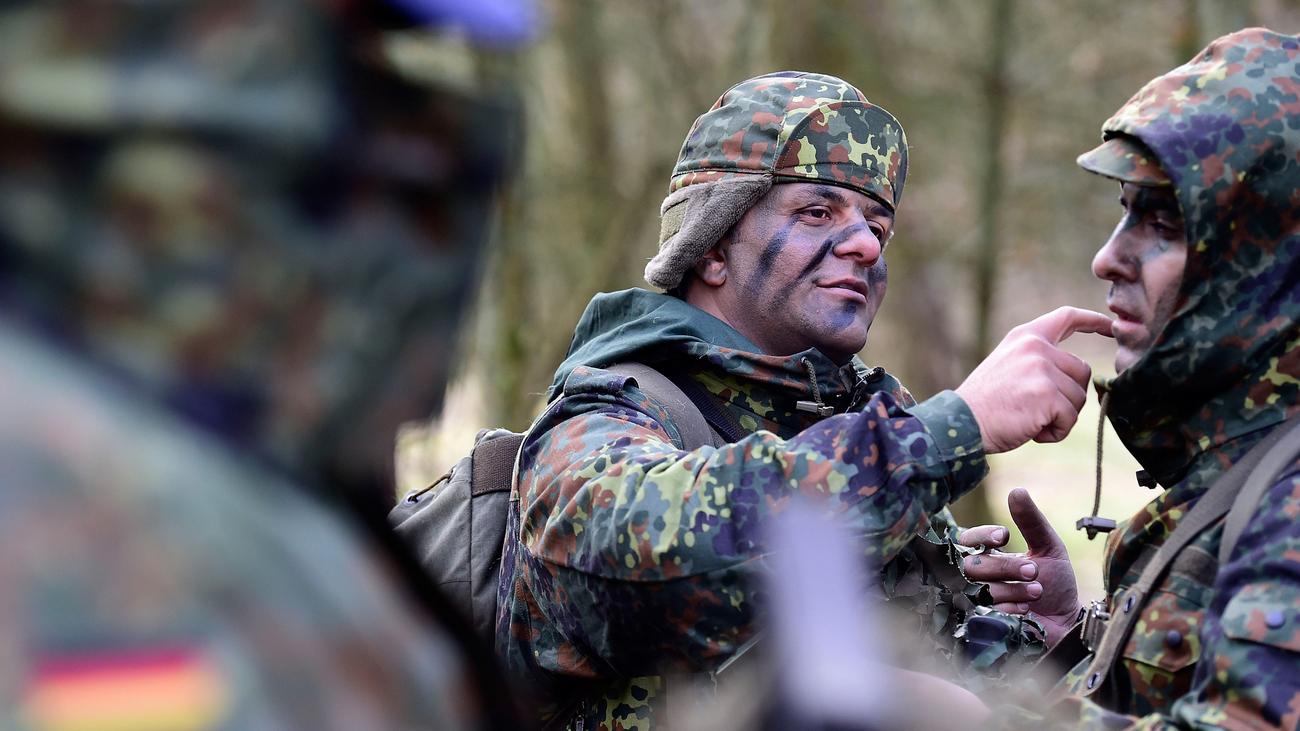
[496,71,1114,729]
[976,28,1300,731]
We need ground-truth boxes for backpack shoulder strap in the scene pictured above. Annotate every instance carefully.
[471,432,526,496]
[1080,415,1300,698]
[605,362,724,449]
[1219,415,1300,565]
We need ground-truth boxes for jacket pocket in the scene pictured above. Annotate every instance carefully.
[1116,588,1203,713]
[1221,584,1300,652]
[1120,588,1202,672]
[1105,542,1214,715]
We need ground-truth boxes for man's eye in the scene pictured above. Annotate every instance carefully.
[802,207,831,220]
[1152,219,1183,238]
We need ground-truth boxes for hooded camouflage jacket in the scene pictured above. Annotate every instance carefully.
[495,288,992,729]
[1008,29,1300,730]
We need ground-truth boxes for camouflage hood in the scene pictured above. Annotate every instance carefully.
[550,289,881,422]
[1085,29,1300,483]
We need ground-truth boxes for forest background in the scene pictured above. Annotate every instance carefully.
[399,0,1300,600]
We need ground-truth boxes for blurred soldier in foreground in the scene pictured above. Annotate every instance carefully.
[0,0,530,728]
[494,70,1110,729]
[986,28,1300,729]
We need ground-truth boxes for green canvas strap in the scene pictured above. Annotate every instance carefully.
[605,362,726,449]
[1079,415,1300,699]
[1219,416,1300,565]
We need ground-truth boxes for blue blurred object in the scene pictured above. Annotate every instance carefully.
[388,0,539,42]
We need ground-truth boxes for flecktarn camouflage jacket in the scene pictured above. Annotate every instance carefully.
[0,321,482,730]
[999,28,1300,731]
[495,288,1025,729]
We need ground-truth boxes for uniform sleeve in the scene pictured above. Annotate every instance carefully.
[1000,469,1300,730]
[504,366,986,677]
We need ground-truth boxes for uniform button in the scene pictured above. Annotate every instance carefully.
[1087,672,1100,689]
[1164,630,1183,648]
[1266,611,1286,629]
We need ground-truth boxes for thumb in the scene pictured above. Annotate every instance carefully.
[1008,487,1067,558]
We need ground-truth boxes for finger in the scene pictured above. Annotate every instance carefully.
[987,581,1044,604]
[957,525,1010,548]
[1023,306,1114,345]
[1044,345,1092,389]
[1032,393,1080,443]
[1047,365,1088,414]
[993,602,1030,615]
[1008,487,1068,558]
[962,552,1037,582]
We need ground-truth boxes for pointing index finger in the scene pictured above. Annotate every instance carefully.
[1026,306,1114,344]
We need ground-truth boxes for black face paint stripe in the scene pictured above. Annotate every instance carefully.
[794,223,870,282]
[829,300,860,331]
[747,218,799,296]
[1115,187,1185,259]
[795,237,836,282]
[770,222,871,307]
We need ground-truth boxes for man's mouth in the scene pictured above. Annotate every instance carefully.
[1107,302,1141,323]
[818,278,870,302]
[1107,301,1148,344]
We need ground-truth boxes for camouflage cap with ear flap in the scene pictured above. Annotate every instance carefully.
[645,71,908,291]
[1077,134,1171,187]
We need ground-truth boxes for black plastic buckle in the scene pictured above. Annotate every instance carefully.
[1076,516,1117,540]
[1135,469,1159,489]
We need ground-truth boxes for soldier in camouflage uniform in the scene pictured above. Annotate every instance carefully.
[989,28,1300,730]
[0,1,530,728]
[495,70,1113,730]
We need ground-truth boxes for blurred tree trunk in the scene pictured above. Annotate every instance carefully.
[1177,0,1252,62]
[473,49,535,431]
[480,1,730,429]
[970,0,1013,370]
[952,0,1015,531]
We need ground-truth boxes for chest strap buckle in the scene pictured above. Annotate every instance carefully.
[1079,599,1111,653]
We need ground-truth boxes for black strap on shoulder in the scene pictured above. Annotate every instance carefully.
[670,372,750,444]
[605,362,727,449]
[470,433,526,496]
[1079,413,1300,699]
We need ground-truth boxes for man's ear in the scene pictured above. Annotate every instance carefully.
[693,241,728,287]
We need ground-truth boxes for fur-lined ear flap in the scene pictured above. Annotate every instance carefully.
[645,175,772,290]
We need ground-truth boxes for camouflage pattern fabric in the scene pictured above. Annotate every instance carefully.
[995,28,1300,730]
[1077,136,1171,188]
[0,0,512,502]
[0,320,478,730]
[669,71,907,210]
[495,288,1043,729]
[0,1,528,729]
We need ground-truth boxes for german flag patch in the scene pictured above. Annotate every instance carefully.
[21,646,230,731]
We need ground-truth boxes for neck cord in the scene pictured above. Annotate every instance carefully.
[1078,390,1117,540]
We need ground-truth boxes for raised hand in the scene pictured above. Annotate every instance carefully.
[960,488,1080,648]
[956,306,1113,454]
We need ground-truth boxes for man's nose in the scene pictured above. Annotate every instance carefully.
[1092,225,1135,283]
[835,224,882,266]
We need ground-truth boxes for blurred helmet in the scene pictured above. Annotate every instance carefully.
[0,0,530,503]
